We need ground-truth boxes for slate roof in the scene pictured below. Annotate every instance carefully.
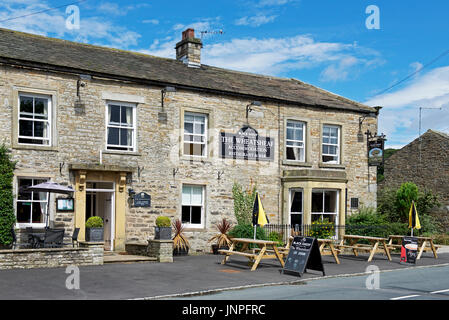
[0,28,375,114]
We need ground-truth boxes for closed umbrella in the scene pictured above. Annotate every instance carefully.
[26,182,74,228]
[408,200,421,236]
[252,192,269,243]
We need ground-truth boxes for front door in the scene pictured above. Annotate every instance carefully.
[289,189,303,233]
[103,192,114,251]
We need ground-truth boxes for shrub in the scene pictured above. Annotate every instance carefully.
[0,145,16,246]
[232,181,257,225]
[156,216,171,228]
[346,207,389,238]
[208,218,233,248]
[172,219,190,250]
[395,182,419,222]
[228,223,266,249]
[268,231,284,247]
[309,219,335,239]
[85,216,103,228]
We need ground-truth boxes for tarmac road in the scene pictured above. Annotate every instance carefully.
[172,264,449,300]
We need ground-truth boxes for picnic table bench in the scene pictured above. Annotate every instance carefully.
[274,237,340,264]
[336,234,392,262]
[218,238,285,271]
[387,235,439,259]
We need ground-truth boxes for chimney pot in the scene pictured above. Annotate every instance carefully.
[176,28,202,68]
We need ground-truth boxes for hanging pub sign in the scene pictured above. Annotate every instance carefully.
[368,136,385,167]
[219,126,275,161]
[282,236,325,277]
[133,192,151,208]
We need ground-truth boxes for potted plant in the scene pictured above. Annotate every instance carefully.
[154,216,172,240]
[172,219,190,256]
[208,218,232,254]
[85,216,104,242]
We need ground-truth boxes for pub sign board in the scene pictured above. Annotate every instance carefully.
[219,126,275,161]
[133,192,151,208]
[368,137,384,167]
[282,236,325,277]
[400,236,418,264]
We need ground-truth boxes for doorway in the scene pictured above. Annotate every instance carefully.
[86,182,115,251]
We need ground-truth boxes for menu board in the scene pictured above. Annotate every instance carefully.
[282,236,325,276]
[400,236,418,264]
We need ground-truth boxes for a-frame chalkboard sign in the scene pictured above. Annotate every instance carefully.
[282,236,325,277]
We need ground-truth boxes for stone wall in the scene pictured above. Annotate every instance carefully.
[0,64,377,253]
[380,130,449,201]
[0,242,103,270]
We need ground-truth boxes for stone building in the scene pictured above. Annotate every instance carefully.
[380,129,449,201]
[0,27,379,252]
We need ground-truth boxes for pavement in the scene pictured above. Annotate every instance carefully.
[1,249,449,300]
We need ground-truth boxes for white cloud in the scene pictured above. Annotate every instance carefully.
[235,15,277,27]
[257,0,295,7]
[142,19,159,25]
[364,66,449,148]
[0,1,142,49]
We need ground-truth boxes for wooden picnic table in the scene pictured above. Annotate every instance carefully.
[317,238,340,264]
[218,238,285,271]
[388,235,439,259]
[336,234,392,262]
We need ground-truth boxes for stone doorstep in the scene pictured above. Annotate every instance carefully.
[103,252,157,264]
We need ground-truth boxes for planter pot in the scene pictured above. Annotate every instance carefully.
[154,226,172,240]
[211,244,229,255]
[173,247,189,256]
[85,227,104,242]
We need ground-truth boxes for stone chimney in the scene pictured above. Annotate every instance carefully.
[175,28,203,68]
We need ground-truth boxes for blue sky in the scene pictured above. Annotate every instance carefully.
[1,0,449,148]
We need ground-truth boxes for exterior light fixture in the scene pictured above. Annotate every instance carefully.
[246,101,262,120]
[358,107,380,142]
[161,86,176,109]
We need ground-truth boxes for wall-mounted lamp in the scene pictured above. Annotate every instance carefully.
[358,107,380,142]
[246,101,262,121]
[128,188,136,197]
[161,86,176,109]
[217,170,224,180]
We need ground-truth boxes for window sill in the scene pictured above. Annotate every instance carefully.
[103,150,141,156]
[282,160,313,167]
[12,144,58,152]
[318,162,345,169]
[180,155,211,163]
[183,227,207,232]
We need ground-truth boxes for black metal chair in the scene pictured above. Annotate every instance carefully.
[72,228,80,248]
[38,228,65,248]
[25,227,35,248]
[11,228,17,250]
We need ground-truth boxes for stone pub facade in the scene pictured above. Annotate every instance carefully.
[0,28,379,252]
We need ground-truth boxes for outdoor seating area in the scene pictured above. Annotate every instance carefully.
[217,231,442,272]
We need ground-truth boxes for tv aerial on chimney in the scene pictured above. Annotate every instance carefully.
[199,29,224,40]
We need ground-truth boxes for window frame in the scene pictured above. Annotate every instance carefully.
[285,120,306,162]
[311,189,339,224]
[322,124,341,164]
[289,188,303,227]
[181,184,205,228]
[17,93,52,146]
[15,177,50,228]
[105,101,137,152]
[183,112,208,158]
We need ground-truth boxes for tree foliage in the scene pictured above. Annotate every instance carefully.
[0,145,16,245]
[232,180,257,225]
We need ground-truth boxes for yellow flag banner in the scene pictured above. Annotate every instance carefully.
[408,201,421,230]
